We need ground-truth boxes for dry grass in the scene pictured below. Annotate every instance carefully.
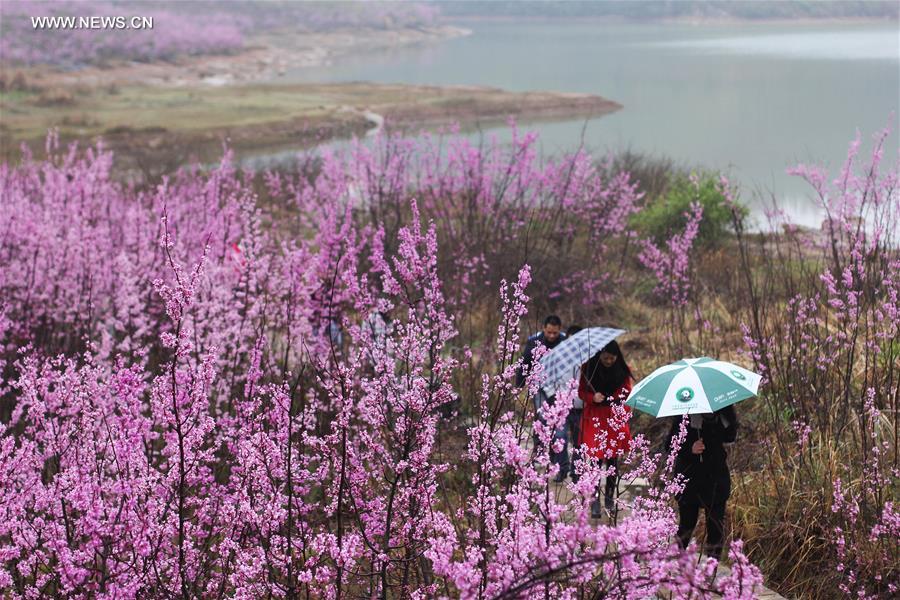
[0,81,619,168]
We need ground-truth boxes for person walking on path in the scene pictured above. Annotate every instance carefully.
[516,315,568,481]
[577,340,633,518]
[558,325,585,483]
[666,406,738,560]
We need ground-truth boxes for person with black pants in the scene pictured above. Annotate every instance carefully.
[577,341,634,518]
[666,406,738,559]
[561,325,584,483]
[515,315,569,480]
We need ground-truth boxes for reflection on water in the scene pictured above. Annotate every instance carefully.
[649,29,899,60]
[241,20,899,228]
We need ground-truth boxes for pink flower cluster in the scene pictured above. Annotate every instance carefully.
[0,1,245,66]
[637,201,704,308]
[0,131,764,597]
[0,0,441,67]
[326,124,643,315]
[739,125,899,596]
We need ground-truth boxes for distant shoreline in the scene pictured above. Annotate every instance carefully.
[0,81,621,176]
[1,24,472,89]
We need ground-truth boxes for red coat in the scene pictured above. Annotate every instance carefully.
[578,373,633,460]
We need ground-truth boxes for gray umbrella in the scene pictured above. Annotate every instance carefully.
[538,327,626,397]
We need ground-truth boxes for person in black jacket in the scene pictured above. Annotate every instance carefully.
[515,315,564,388]
[516,315,568,481]
[666,405,738,559]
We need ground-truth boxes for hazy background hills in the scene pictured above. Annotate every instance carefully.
[436,0,900,21]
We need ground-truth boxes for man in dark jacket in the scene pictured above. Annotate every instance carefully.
[666,406,738,559]
[516,315,569,481]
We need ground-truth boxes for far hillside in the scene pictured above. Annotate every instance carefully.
[437,0,900,21]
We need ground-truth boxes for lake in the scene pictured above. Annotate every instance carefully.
[264,19,900,228]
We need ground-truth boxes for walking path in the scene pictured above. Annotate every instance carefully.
[548,477,787,599]
[506,420,785,597]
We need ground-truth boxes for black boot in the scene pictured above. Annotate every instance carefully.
[590,498,603,519]
[604,476,617,511]
[553,468,567,483]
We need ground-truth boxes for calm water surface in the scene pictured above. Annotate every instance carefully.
[261,20,900,227]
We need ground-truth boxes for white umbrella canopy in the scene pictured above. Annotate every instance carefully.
[625,357,761,417]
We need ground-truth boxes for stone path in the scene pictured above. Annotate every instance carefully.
[548,477,787,599]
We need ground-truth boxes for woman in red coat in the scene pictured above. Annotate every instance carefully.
[578,340,633,518]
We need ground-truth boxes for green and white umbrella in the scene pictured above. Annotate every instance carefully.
[625,357,761,417]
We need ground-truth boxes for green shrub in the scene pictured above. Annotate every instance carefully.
[632,172,748,246]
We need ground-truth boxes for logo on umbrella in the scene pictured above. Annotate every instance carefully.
[730,369,747,380]
[676,387,695,403]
